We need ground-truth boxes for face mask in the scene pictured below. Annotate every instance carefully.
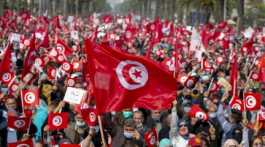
[122,111,133,119]
[124,131,133,139]
[76,120,86,128]
[209,112,217,118]
[136,123,143,129]
[152,116,160,122]
[1,88,8,94]
[183,107,191,113]
[90,126,99,133]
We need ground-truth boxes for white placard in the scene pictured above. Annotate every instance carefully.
[67,16,74,23]
[63,87,87,105]
[9,33,20,42]
[189,28,205,61]
[243,27,254,39]
[71,31,79,40]
[35,32,44,40]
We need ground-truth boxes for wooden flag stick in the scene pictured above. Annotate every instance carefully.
[98,115,107,147]
[26,118,32,135]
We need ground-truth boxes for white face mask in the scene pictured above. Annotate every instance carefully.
[124,131,133,139]
[76,120,86,127]
[209,112,217,118]
[184,107,191,113]
[90,126,100,133]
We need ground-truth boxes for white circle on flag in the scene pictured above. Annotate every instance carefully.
[57,45,65,53]
[35,58,43,66]
[62,62,71,72]
[89,112,96,122]
[17,144,30,147]
[179,75,188,84]
[232,103,241,111]
[51,69,56,77]
[150,135,156,145]
[262,112,265,120]
[195,112,206,120]
[24,92,36,104]
[11,84,18,91]
[14,120,25,128]
[115,60,148,90]
[217,57,223,63]
[245,95,256,109]
[67,79,75,87]
[73,62,79,69]
[52,115,62,127]
[58,55,64,62]
[252,73,258,80]
[2,73,11,82]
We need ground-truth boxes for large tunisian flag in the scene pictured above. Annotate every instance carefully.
[85,39,177,114]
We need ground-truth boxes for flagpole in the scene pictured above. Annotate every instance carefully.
[242,67,254,121]
[98,115,107,147]
[26,118,32,135]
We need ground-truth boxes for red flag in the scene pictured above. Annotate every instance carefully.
[144,128,158,147]
[229,52,238,104]
[201,57,212,72]
[0,43,15,86]
[1,72,16,87]
[189,105,208,121]
[258,106,265,121]
[85,39,177,114]
[61,61,72,73]
[259,54,265,82]
[48,112,68,130]
[60,144,80,147]
[230,96,244,112]
[8,138,33,147]
[102,14,113,24]
[38,30,49,48]
[244,92,261,111]
[21,88,40,108]
[51,16,61,29]
[81,107,98,126]
[8,116,30,131]
[22,34,36,77]
[57,39,73,57]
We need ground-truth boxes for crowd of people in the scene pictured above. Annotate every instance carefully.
[0,9,265,147]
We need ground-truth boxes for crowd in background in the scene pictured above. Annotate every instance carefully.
[0,9,265,147]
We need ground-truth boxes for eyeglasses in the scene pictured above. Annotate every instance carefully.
[179,124,187,128]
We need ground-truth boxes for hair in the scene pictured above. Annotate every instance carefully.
[230,109,242,123]
[251,136,263,147]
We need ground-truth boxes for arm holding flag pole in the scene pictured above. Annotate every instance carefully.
[97,115,107,147]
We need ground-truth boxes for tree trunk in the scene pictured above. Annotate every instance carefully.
[143,0,148,16]
[75,0,79,16]
[147,0,152,18]
[171,0,176,20]
[0,0,4,15]
[63,0,67,15]
[237,0,244,33]
[155,0,161,18]
[161,0,165,18]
